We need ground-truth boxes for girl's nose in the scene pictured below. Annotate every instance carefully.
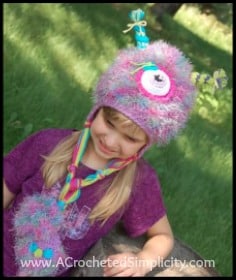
[104,134,118,151]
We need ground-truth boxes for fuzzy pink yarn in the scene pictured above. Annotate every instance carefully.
[87,40,197,149]
[13,193,68,276]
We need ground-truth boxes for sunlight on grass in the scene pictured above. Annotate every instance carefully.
[196,88,232,125]
[46,35,96,93]
[4,4,119,95]
[177,133,232,181]
[175,4,232,54]
[4,5,60,91]
[38,4,119,89]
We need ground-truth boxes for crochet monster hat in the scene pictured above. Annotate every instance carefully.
[87,9,197,148]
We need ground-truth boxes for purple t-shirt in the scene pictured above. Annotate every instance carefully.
[3,128,166,276]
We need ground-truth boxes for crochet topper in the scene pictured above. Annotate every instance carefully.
[123,8,150,49]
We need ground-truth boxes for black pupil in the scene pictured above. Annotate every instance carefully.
[154,75,163,82]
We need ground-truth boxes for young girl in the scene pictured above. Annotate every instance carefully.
[3,10,197,277]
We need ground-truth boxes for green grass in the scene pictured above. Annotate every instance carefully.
[4,3,232,276]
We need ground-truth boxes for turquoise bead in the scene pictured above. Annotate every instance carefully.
[29,241,38,253]
[43,248,54,259]
[57,200,66,211]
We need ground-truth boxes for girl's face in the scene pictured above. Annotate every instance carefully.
[90,107,148,161]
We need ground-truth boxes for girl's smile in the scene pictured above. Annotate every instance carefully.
[84,107,148,168]
[98,139,115,156]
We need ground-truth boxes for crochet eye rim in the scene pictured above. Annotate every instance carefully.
[140,69,171,97]
[134,67,174,101]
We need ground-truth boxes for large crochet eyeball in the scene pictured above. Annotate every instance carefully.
[135,65,172,100]
[141,69,171,96]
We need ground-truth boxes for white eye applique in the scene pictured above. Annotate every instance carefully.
[132,62,173,100]
[140,69,171,97]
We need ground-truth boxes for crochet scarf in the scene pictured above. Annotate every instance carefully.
[13,123,137,276]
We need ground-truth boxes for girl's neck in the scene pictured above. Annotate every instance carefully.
[81,139,109,170]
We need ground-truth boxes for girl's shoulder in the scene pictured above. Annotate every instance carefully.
[7,128,77,157]
[133,158,162,191]
[29,127,77,152]
[27,127,78,144]
[31,127,76,139]
[137,157,159,177]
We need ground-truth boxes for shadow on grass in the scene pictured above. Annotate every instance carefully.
[64,3,232,88]
[196,3,232,29]
[145,111,232,183]
[4,35,92,153]
[144,111,232,275]
[147,13,232,87]
[62,3,132,49]
[5,3,233,85]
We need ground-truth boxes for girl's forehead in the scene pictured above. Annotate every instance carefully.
[100,107,148,141]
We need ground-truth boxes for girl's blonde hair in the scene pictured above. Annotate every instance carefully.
[41,107,146,224]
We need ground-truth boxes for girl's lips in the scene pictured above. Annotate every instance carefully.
[98,140,114,155]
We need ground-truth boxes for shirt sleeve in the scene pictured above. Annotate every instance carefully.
[3,129,72,195]
[121,159,166,237]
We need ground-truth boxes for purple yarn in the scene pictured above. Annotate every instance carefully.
[13,193,68,276]
[87,40,197,150]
